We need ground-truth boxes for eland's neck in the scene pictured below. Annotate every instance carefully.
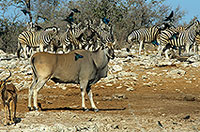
[92,48,109,69]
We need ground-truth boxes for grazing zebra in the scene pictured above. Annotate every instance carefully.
[17,26,60,58]
[127,24,167,55]
[159,20,200,59]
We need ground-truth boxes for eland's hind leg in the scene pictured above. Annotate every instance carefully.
[28,74,37,110]
[33,78,49,111]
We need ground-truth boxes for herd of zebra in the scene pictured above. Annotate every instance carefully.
[127,20,200,59]
[17,19,115,59]
[17,16,200,60]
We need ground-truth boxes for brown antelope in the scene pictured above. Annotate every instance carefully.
[0,70,17,125]
[28,42,115,112]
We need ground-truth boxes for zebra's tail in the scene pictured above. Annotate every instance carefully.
[17,42,21,59]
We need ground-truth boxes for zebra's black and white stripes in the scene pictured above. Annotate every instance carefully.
[158,20,200,59]
[127,24,165,55]
[58,20,115,52]
[17,26,60,58]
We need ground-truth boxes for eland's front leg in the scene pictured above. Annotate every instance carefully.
[86,85,98,112]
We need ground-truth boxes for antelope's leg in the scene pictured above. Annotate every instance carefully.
[80,80,89,111]
[13,95,17,122]
[9,100,14,124]
[86,85,98,112]
[7,102,12,124]
[4,104,7,125]
[28,75,37,110]
[33,79,48,110]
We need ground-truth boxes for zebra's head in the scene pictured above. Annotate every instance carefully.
[194,20,200,34]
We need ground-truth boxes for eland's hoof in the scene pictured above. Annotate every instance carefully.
[82,108,89,112]
[94,109,99,112]
[33,106,39,111]
[92,108,99,112]
[28,107,33,111]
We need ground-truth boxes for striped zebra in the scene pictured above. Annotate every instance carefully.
[17,26,60,58]
[58,19,114,52]
[76,20,108,51]
[159,20,200,59]
[193,34,200,54]
[127,24,166,55]
[58,22,88,53]
[95,20,115,44]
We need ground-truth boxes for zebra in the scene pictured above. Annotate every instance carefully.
[75,19,108,51]
[192,34,200,54]
[159,20,200,59]
[58,22,88,53]
[58,19,114,53]
[17,26,60,59]
[95,19,115,44]
[127,24,167,55]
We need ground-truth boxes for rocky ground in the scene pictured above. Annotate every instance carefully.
[1,47,200,132]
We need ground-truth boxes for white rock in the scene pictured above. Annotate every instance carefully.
[112,65,123,72]
[191,62,200,67]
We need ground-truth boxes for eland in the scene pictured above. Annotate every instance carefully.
[28,42,115,112]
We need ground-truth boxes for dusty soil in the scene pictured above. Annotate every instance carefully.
[1,50,200,131]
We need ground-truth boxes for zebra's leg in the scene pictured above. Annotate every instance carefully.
[193,42,197,53]
[63,44,66,53]
[39,44,44,52]
[139,40,143,55]
[185,43,190,53]
[22,45,28,59]
[164,48,170,59]
[178,47,182,56]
